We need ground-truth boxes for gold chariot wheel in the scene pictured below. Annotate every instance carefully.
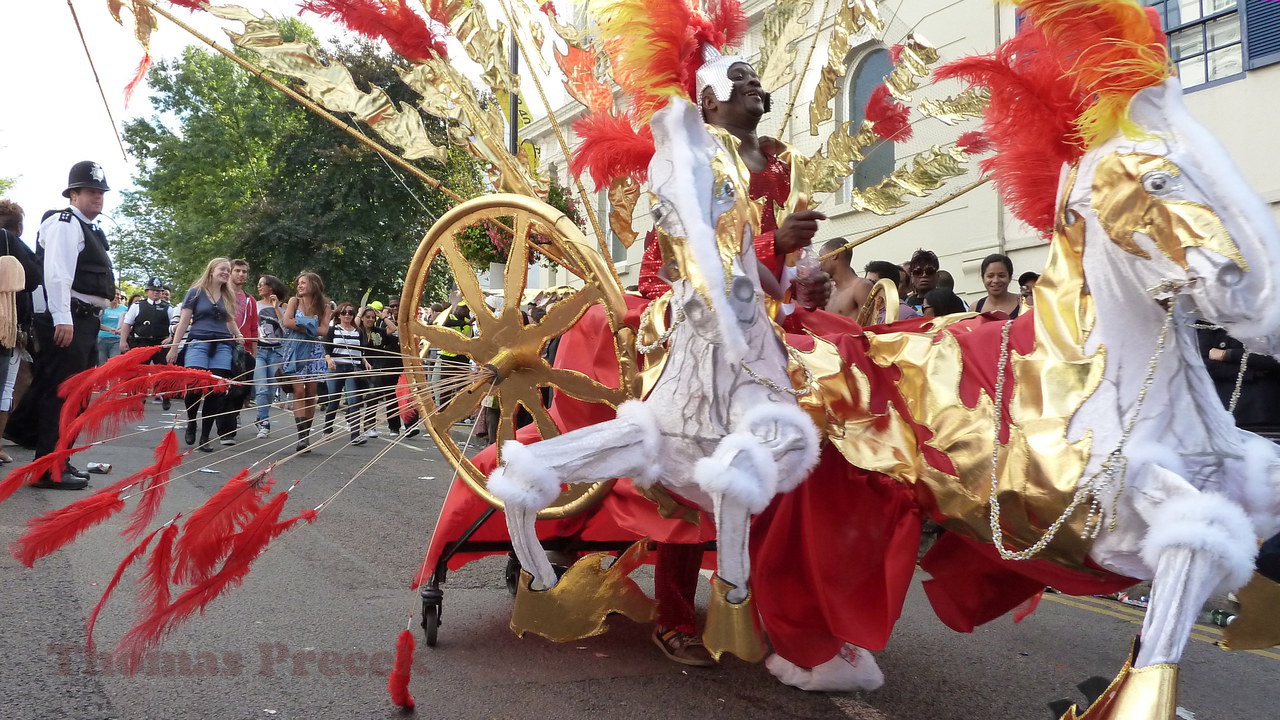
[399,193,635,519]
[856,278,902,326]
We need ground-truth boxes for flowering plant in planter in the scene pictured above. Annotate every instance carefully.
[456,177,586,269]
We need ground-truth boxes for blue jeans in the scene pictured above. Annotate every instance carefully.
[254,343,284,421]
[97,336,121,364]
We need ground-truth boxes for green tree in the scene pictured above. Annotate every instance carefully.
[118,25,484,305]
[0,176,13,195]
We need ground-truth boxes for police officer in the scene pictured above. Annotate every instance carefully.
[120,275,175,357]
[17,161,118,488]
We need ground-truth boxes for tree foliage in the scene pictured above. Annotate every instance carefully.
[118,23,485,305]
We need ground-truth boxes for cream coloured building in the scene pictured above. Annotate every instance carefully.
[521,0,1280,303]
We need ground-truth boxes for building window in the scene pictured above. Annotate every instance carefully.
[1147,0,1243,88]
[846,47,895,191]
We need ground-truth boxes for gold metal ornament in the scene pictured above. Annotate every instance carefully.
[848,144,972,215]
[608,177,641,249]
[809,0,885,135]
[883,34,940,101]
[856,278,901,325]
[702,575,768,663]
[212,5,448,164]
[400,194,635,520]
[918,89,991,126]
[509,542,658,642]
[1059,639,1178,720]
[1092,153,1248,272]
[1221,571,1280,650]
[756,0,815,93]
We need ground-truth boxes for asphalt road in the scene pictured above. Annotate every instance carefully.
[1,403,1275,720]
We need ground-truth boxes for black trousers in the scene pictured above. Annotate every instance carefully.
[15,313,100,458]
[370,362,403,432]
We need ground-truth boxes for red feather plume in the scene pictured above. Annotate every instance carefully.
[117,492,316,672]
[300,0,448,62]
[707,0,747,49]
[956,130,993,155]
[138,521,180,616]
[865,85,912,142]
[57,393,148,449]
[388,629,417,709]
[935,24,1086,235]
[123,431,185,540]
[86,521,171,652]
[0,445,93,504]
[570,112,655,189]
[58,345,162,433]
[11,492,126,568]
[172,469,274,584]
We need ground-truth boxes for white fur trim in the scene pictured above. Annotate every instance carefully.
[738,401,821,493]
[1240,433,1280,539]
[615,400,664,486]
[487,441,561,510]
[1139,491,1257,592]
[694,433,778,514]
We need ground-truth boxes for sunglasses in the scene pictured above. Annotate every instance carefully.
[911,267,938,277]
[340,310,355,316]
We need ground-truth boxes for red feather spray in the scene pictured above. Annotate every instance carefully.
[123,431,184,539]
[58,345,162,431]
[11,492,126,568]
[569,112,655,188]
[864,85,912,142]
[172,469,274,584]
[86,523,167,652]
[138,521,180,617]
[300,0,448,62]
[388,628,417,709]
[0,445,93,505]
[955,130,993,155]
[935,25,1086,235]
[117,493,317,672]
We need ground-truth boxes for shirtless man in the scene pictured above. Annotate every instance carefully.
[819,238,872,319]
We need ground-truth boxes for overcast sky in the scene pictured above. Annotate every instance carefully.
[0,0,456,245]
[1,1,567,248]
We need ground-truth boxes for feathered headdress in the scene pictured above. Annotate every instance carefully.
[572,0,747,187]
[935,0,1171,235]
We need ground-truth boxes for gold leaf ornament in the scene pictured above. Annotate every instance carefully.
[809,0,884,135]
[211,6,447,163]
[756,0,814,92]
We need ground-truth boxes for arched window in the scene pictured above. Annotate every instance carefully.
[847,48,895,191]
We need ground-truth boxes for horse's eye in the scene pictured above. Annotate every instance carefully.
[1142,170,1178,196]
[719,180,735,200]
[652,202,668,223]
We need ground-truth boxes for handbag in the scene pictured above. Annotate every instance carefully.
[231,342,252,381]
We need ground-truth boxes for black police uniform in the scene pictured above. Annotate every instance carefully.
[13,162,116,464]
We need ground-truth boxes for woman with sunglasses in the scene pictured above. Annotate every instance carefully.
[322,302,373,445]
[903,249,940,312]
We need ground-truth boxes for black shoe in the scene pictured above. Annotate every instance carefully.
[64,465,91,481]
[405,427,420,439]
[31,472,89,490]
[185,424,197,446]
[162,397,172,410]
[296,440,311,454]
[198,438,214,452]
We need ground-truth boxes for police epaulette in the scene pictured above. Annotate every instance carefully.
[58,210,73,222]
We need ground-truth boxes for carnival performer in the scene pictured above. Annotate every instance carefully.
[280,272,330,453]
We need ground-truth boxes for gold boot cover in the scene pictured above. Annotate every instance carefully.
[509,541,657,641]
[1060,638,1178,720]
[702,575,768,663]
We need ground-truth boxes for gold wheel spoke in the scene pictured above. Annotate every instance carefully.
[506,384,558,442]
[411,320,476,359]
[503,214,532,307]
[438,241,496,331]
[534,286,599,341]
[432,384,487,431]
[544,367,626,405]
